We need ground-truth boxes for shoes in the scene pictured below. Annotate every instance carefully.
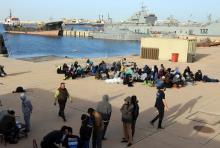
[150,121,154,126]
[127,143,132,147]
[121,140,128,143]
[158,127,165,129]
[62,116,66,122]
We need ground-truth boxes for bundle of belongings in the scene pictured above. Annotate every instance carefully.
[0,65,7,77]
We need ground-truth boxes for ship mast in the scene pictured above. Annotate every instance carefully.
[9,9,12,18]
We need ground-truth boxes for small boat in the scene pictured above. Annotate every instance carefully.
[3,10,63,37]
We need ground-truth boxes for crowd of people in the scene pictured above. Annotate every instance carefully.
[1,58,219,147]
[42,91,140,148]
[42,82,171,148]
[57,58,219,88]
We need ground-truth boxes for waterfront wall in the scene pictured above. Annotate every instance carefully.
[63,30,92,38]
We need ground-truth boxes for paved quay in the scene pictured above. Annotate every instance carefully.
[0,46,220,148]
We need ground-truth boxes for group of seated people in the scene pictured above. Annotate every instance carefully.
[57,59,110,80]
[0,65,7,77]
[57,58,219,88]
[0,109,27,144]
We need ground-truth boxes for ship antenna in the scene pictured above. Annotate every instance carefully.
[9,9,12,18]
[141,2,146,12]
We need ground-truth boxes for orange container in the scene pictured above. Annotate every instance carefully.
[171,53,179,62]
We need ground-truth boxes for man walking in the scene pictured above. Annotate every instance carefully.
[20,93,33,132]
[54,83,72,122]
[150,85,169,129]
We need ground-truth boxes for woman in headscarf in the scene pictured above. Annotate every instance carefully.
[96,95,112,140]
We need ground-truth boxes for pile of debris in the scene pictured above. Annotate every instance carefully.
[197,38,220,47]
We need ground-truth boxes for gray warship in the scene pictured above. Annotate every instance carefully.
[92,6,220,41]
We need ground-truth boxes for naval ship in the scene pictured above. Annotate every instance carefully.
[3,11,63,36]
[92,6,220,41]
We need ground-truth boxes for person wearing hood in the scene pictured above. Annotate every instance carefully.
[20,93,33,132]
[120,96,134,147]
[96,95,112,140]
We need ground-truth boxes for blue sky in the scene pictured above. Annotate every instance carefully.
[0,0,220,22]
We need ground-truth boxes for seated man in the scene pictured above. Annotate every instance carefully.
[63,127,81,148]
[0,65,7,77]
[0,110,19,144]
[195,70,203,81]
[41,126,69,148]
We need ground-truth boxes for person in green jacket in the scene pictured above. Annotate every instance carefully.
[54,83,72,122]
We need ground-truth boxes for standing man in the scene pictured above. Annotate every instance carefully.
[54,83,72,122]
[88,108,103,148]
[96,95,112,140]
[150,85,169,129]
[20,93,33,132]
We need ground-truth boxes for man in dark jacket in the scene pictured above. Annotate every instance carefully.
[0,110,19,143]
[80,114,93,148]
[54,83,72,122]
[41,126,69,148]
[150,85,169,129]
[195,70,203,81]
[131,95,139,138]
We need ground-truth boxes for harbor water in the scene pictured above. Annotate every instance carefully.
[0,24,140,59]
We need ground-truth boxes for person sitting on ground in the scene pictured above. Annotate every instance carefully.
[41,126,69,148]
[0,110,19,144]
[63,127,81,148]
[172,74,184,88]
[62,63,69,75]
[202,75,219,83]
[158,64,165,79]
[195,70,203,81]
[183,66,193,79]
[98,61,110,79]
[96,95,112,140]
[80,114,93,148]
[123,74,134,87]
[0,65,7,77]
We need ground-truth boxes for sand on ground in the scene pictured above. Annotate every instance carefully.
[0,46,220,148]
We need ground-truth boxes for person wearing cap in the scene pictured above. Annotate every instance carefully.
[20,93,33,132]
[54,83,72,122]
[96,95,112,140]
[150,85,169,129]
[120,96,134,147]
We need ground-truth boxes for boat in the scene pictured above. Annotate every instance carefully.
[3,10,63,37]
[93,5,220,41]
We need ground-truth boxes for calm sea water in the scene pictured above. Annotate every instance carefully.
[0,24,140,58]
